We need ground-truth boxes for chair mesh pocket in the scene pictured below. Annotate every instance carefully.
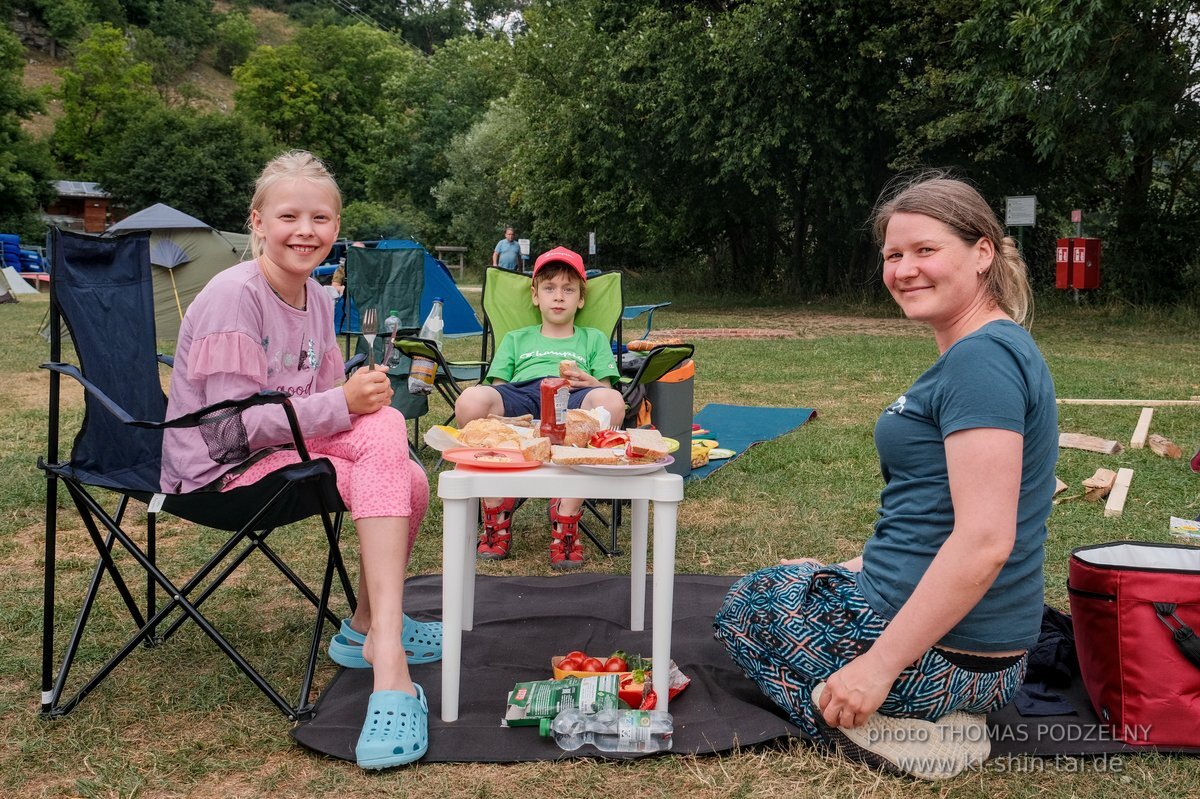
[199,406,251,464]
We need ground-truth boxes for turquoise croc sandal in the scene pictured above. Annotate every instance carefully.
[328,633,370,669]
[331,614,443,666]
[355,686,429,769]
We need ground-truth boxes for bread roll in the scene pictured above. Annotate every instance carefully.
[565,408,602,447]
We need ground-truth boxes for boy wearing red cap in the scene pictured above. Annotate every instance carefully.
[454,247,625,569]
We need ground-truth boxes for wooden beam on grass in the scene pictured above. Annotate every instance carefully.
[1149,434,1183,459]
[1058,399,1200,407]
[1082,468,1117,501]
[1060,432,1123,455]
[1104,468,1134,518]
[1130,407,1153,449]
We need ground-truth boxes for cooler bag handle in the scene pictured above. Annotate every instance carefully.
[1153,602,1200,669]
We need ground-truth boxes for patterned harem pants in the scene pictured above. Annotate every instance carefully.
[714,564,1027,740]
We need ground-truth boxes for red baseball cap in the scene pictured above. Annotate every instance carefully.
[532,246,587,282]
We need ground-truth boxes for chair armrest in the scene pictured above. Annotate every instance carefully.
[621,343,694,390]
[41,361,315,461]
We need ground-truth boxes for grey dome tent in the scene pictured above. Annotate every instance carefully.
[106,203,250,339]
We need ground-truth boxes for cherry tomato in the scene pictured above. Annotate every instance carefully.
[558,655,584,671]
[603,656,628,672]
[580,656,605,672]
[563,650,587,662]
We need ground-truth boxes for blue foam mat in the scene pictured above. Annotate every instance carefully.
[687,404,815,482]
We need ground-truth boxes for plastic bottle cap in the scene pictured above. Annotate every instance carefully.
[539,717,552,737]
[433,297,443,303]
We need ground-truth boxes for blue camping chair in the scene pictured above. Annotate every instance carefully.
[38,229,356,720]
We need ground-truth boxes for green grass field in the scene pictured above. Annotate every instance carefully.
[1,289,1197,798]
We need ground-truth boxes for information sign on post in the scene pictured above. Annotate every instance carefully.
[518,238,531,273]
[1004,196,1037,227]
[588,232,596,255]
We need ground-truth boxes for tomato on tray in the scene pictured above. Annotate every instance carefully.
[603,656,628,672]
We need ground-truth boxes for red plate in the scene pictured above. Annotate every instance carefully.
[443,447,541,470]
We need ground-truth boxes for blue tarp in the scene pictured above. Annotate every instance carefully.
[330,240,482,338]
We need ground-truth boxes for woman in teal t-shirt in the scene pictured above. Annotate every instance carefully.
[715,173,1057,780]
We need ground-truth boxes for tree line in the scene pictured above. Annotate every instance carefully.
[2,0,1198,303]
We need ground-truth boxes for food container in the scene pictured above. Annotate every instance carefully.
[551,656,645,707]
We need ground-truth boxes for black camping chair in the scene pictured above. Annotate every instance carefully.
[38,229,355,721]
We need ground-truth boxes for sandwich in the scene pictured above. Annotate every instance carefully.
[564,408,603,448]
[520,436,552,463]
[625,428,668,462]
[550,445,621,466]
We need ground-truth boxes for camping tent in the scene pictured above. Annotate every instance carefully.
[106,203,250,339]
[377,239,482,337]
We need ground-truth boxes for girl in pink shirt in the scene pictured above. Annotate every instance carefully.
[161,150,432,769]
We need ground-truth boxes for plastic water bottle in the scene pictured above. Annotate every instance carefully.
[383,308,401,336]
[407,297,444,394]
[540,707,673,753]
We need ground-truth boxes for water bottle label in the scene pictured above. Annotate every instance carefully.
[618,711,652,748]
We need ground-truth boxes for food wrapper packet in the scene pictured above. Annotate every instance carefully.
[423,423,534,452]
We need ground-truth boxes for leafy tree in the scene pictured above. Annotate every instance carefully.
[371,35,518,241]
[214,11,258,74]
[93,106,271,230]
[311,0,528,53]
[949,0,1200,302]
[0,25,56,238]
[52,23,160,173]
[433,104,530,258]
[505,0,904,294]
[18,0,92,52]
[341,200,420,241]
[233,23,418,200]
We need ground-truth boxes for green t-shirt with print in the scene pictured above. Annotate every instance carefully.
[486,325,619,385]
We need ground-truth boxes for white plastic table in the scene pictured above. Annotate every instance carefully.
[438,462,684,722]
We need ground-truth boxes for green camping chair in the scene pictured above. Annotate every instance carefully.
[399,267,693,554]
[343,245,429,444]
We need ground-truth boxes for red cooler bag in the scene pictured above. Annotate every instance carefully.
[1068,541,1200,747]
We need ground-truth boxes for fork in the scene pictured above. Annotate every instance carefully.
[361,307,378,370]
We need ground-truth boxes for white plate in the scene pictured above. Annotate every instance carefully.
[567,455,674,476]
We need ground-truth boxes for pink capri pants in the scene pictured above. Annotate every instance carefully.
[223,407,430,556]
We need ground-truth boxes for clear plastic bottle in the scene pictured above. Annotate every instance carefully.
[540,707,673,753]
[383,308,401,336]
[407,297,444,394]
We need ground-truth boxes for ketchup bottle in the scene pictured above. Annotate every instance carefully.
[539,377,570,445]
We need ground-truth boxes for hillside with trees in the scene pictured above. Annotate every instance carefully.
[3,0,1199,302]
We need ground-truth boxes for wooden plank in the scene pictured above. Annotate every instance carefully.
[1060,432,1123,455]
[1104,468,1134,517]
[1130,407,1153,449]
[1058,399,1200,407]
[1082,468,1117,501]
[1148,434,1182,459]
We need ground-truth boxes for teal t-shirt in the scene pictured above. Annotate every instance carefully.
[858,320,1058,651]
[486,325,620,385]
